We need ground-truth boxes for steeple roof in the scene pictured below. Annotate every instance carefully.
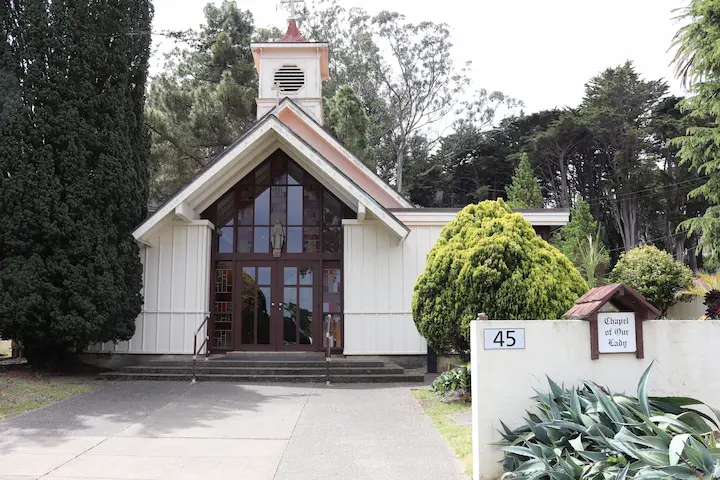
[277,19,307,43]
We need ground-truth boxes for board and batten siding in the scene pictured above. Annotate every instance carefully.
[88,220,213,354]
[342,220,444,355]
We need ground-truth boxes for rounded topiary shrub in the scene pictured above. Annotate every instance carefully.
[610,245,693,316]
[412,200,588,357]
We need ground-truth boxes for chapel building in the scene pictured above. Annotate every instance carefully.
[90,14,568,360]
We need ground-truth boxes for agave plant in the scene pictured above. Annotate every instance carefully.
[498,363,720,479]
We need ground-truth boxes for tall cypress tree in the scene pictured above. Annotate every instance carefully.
[0,0,152,361]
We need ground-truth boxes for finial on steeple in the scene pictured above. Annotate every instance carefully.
[278,0,308,43]
[280,0,305,20]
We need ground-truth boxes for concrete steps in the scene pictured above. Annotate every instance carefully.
[118,365,405,376]
[98,358,425,383]
[133,360,387,368]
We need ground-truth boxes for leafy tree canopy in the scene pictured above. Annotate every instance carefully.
[146,0,259,206]
[552,200,608,262]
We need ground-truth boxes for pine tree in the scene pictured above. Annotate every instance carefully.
[506,153,544,208]
[551,199,610,287]
[146,1,257,206]
[325,86,371,165]
[0,0,152,362]
[552,199,600,258]
[672,0,720,260]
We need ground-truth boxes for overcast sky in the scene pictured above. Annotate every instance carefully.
[151,0,688,114]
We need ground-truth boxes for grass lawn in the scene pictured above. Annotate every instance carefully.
[0,368,92,421]
[412,388,473,477]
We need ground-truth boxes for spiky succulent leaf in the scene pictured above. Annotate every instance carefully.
[499,366,720,479]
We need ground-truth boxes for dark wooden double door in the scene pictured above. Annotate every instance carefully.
[233,261,321,351]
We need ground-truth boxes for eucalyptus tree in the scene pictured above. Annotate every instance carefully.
[371,10,471,192]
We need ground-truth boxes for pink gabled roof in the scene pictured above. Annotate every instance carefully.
[274,99,414,209]
[278,19,307,42]
[564,283,660,319]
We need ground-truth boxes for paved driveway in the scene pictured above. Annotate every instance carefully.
[0,382,467,480]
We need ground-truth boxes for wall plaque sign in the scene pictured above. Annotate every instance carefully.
[597,312,636,353]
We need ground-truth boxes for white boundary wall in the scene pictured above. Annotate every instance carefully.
[470,319,720,480]
[667,296,705,320]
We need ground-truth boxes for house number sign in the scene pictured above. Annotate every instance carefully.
[483,328,525,350]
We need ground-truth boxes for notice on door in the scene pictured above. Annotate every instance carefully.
[597,312,636,354]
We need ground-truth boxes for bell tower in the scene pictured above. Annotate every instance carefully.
[251,0,330,124]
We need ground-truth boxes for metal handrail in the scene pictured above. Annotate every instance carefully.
[325,314,332,384]
[192,315,211,383]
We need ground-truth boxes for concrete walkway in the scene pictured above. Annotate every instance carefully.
[0,382,467,480]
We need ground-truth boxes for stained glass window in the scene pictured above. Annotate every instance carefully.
[214,329,231,348]
[205,152,353,256]
[215,262,233,293]
[213,261,233,349]
[303,227,320,253]
[237,187,253,226]
[323,268,342,348]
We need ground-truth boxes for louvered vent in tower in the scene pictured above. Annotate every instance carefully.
[273,65,305,94]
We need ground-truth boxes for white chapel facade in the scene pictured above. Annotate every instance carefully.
[90,15,569,358]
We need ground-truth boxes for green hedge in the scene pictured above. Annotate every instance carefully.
[412,200,587,357]
[610,245,693,316]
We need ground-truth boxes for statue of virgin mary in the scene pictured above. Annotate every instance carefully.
[271,220,284,257]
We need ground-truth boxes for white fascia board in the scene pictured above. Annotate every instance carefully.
[519,211,570,226]
[392,210,570,227]
[251,42,328,50]
[133,120,276,242]
[392,211,457,225]
[275,101,414,209]
[269,118,409,240]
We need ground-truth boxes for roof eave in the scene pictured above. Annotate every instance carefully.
[133,114,409,244]
[274,98,414,208]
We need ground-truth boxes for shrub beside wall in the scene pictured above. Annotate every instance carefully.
[610,245,693,316]
[412,200,588,357]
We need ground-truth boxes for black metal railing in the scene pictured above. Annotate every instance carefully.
[192,315,211,383]
[325,314,333,384]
